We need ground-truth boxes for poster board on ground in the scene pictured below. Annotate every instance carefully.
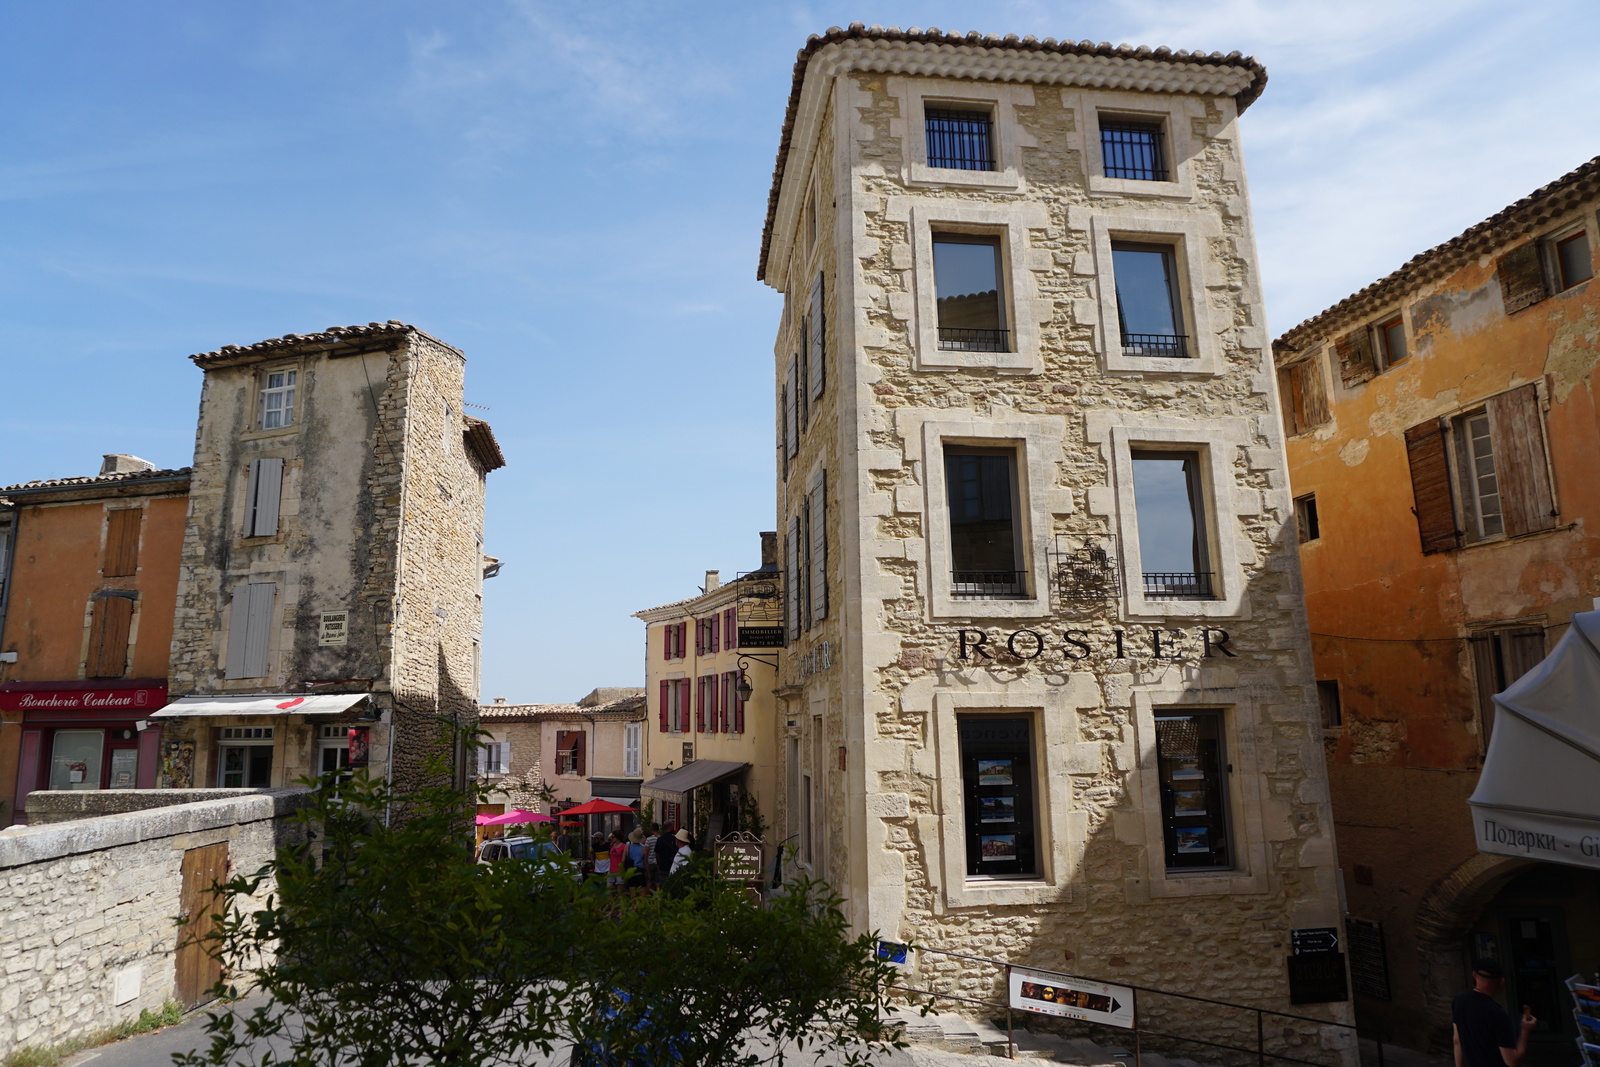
[1008,967,1134,1028]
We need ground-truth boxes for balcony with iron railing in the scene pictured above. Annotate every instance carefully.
[950,570,1028,599]
[1142,572,1215,600]
[938,326,1010,352]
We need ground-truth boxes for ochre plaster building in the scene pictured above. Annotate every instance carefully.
[152,323,504,792]
[756,24,1346,1039]
[635,557,781,844]
[0,457,190,822]
[1274,155,1600,1059]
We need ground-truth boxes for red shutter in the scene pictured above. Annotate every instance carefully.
[1405,419,1461,554]
[695,678,706,732]
[707,676,718,734]
[710,615,720,653]
[721,672,732,732]
[663,625,671,661]
[725,608,737,650]
[734,671,746,734]
[695,619,702,656]
[677,622,687,659]
[574,732,586,777]
[659,680,670,731]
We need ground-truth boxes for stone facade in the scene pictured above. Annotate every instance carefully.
[1273,154,1600,1053]
[758,25,1346,1042]
[160,323,503,791]
[0,788,310,1058]
[476,690,647,817]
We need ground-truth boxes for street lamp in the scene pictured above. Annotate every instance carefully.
[734,651,778,703]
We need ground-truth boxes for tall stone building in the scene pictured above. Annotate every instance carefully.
[153,322,504,791]
[760,23,1346,1025]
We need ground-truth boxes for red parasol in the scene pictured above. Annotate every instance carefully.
[480,809,553,825]
[557,798,635,816]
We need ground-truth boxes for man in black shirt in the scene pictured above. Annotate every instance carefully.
[1453,958,1536,1067]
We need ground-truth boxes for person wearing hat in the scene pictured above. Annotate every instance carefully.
[654,823,680,879]
[669,826,693,876]
[1452,957,1536,1067]
[624,828,647,887]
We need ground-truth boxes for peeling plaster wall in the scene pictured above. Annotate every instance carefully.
[768,62,1344,1046]
[1278,198,1600,1050]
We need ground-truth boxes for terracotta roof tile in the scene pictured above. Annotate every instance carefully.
[0,467,192,497]
[478,695,647,721]
[189,321,460,368]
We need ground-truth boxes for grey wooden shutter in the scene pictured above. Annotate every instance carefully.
[784,359,799,459]
[809,272,826,400]
[1486,383,1556,536]
[247,457,284,537]
[786,516,803,643]
[1404,419,1460,554]
[1468,634,1499,745]
[1335,329,1377,387]
[225,582,277,678]
[797,341,809,433]
[809,470,828,622]
[1497,243,1548,314]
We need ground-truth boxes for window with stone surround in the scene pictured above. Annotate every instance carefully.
[1155,711,1232,871]
[218,727,274,788]
[1555,228,1594,291]
[1131,449,1215,600]
[933,233,1008,353]
[1099,117,1168,181]
[924,105,995,171]
[1111,241,1187,358]
[259,369,297,430]
[958,715,1038,878]
[944,446,1025,599]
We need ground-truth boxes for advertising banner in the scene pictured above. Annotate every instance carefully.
[1008,967,1134,1028]
[0,680,167,715]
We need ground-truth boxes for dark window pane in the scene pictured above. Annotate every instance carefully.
[1132,450,1212,598]
[1557,233,1593,289]
[1382,320,1407,364]
[1100,121,1168,181]
[1296,494,1319,543]
[934,235,1007,351]
[945,449,1022,596]
[958,716,1037,877]
[1113,244,1185,356]
[1316,681,1342,728]
[925,107,995,171]
[1156,712,1231,870]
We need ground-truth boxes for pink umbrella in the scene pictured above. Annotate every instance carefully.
[482,809,553,825]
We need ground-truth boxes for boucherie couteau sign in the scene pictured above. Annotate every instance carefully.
[0,681,167,713]
[953,626,1239,663]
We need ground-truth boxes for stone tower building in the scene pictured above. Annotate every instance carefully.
[154,322,505,791]
[761,25,1348,1028]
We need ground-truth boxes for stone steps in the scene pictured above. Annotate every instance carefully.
[888,1007,1228,1067]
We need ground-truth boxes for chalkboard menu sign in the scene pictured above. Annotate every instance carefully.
[1346,919,1392,1001]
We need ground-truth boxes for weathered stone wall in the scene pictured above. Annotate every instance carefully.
[0,789,310,1057]
[767,55,1346,1053]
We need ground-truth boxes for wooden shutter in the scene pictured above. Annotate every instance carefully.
[663,625,671,661]
[695,678,705,732]
[1503,628,1547,683]
[678,622,687,658]
[247,457,284,538]
[1277,366,1303,437]
[798,325,810,432]
[1486,384,1557,536]
[1300,354,1331,427]
[659,680,670,731]
[86,595,133,678]
[225,582,276,678]
[785,360,800,458]
[1404,419,1460,554]
[102,509,142,577]
[1335,329,1376,387]
[708,675,719,734]
[734,671,746,733]
[695,619,704,656]
[810,271,826,400]
[779,383,790,479]
[786,516,803,641]
[574,732,586,777]
[710,614,720,653]
[810,470,828,622]
[1497,243,1548,314]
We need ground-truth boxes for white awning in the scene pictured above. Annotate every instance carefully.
[150,693,370,718]
[1468,610,1600,870]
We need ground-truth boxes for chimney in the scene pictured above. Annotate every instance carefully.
[760,531,778,567]
[100,454,156,476]
[704,570,721,592]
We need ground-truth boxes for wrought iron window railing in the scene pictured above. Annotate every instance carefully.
[938,327,1010,352]
[1100,122,1169,181]
[1121,333,1189,358]
[1054,541,1121,600]
[951,570,1028,599]
[925,108,996,171]
[1142,572,1215,600]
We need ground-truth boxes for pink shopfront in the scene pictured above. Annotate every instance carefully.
[2,679,166,813]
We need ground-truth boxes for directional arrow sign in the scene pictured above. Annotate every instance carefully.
[1291,927,1341,956]
[1009,967,1135,1029]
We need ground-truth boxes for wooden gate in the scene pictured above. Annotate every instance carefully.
[175,841,229,1009]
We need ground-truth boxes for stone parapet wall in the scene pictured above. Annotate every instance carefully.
[0,789,310,1057]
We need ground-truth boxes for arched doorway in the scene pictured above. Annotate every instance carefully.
[1416,854,1600,1064]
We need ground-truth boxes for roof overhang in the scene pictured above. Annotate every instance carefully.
[759,24,1267,284]
[1468,611,1600,870]
[641,760,748,800]
[151,693,370,718]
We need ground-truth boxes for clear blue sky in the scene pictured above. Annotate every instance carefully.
[4,1,1598,702]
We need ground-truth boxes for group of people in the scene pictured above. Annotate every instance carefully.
[552,822,696,889]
